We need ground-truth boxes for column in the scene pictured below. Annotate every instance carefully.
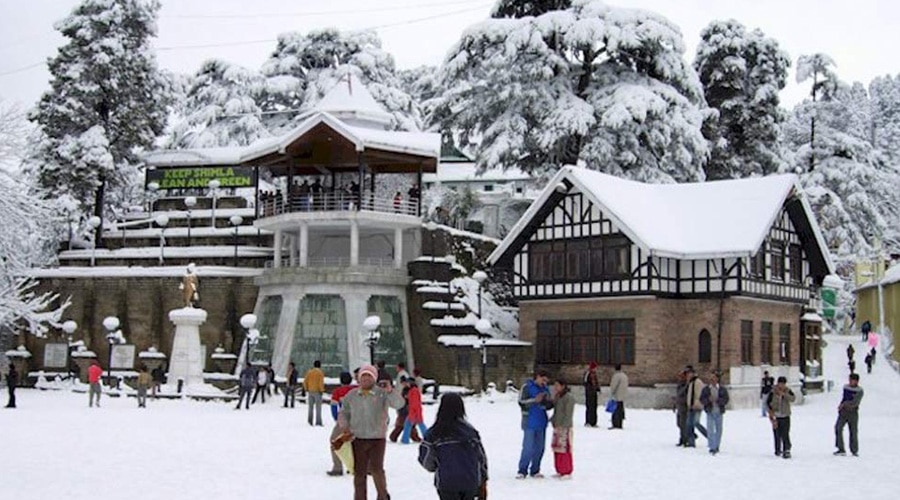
[299,221,309,267]
[343,292,372,367]
[273,228,282,268]
[394,227,403,269]
[350,219,359,267]
[288,234,297,267]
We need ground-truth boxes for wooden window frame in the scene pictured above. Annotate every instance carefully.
[760,321,773,365]
[740,320,753,365]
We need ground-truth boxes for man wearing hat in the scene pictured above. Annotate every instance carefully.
[337,364,404,500]
[583,361,600,427]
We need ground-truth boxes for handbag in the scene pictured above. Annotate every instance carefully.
[605,399,617,413]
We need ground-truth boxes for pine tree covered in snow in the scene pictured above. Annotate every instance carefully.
[694,20,789,180]
[491,0,572,18]
[165,59,270,148]
[784,56,900,262]
[27,0,170,224]
[258,29,420,132]
[431,0,708,182]
[869,74,900,164]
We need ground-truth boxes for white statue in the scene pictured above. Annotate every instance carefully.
[179,263,199,308]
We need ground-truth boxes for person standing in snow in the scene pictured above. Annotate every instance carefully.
[683,366,707,447]
[5,364,18,408]
[699,372,729,455]
[767,376,795,458]
[609,364,628,429]
[861,320,871,341]
[551,379,575,478]
[251,365,268,404]
[760,370,774,417]
[401,377,428,444]
[235,362,254,410]
[304,360,326,426]
[864,352,873,374]
[418,392,489,500]
[151,365,164,398]
[395,362,410,387]
[327,371,357,476]
[583,361,600,428]
[389,377,413,443]
[284,361,298,408]
[834,373,864,456]
[674,369,689,446]
[88,359,103,408]
[336,364,404,500]
[516,369,552,479]
[136,364,151,408]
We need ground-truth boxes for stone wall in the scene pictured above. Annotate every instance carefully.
[28,276,259,372]
[519,295,804,408]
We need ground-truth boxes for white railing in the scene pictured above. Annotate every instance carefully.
[259,192,419,217]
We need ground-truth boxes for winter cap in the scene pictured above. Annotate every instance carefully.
[358,365,378,381]
[589,361,598,370]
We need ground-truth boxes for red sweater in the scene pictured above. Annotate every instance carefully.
[88,364,103,384]
[407,386,424,424]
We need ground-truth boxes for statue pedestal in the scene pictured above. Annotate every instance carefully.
[168,307,208,388]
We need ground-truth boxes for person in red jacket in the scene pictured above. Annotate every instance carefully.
[88,360,103,408]
[401,377,428,444]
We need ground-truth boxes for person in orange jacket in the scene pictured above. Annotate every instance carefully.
[88,360,103,408]
[401,377,428,444]
[304,360,326,426]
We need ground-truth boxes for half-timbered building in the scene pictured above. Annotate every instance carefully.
[488,166,835,407]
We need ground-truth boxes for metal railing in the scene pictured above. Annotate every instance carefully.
[265,256,398,269]
[259,192,419,217]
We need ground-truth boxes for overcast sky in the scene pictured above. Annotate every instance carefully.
[1,0,898,110]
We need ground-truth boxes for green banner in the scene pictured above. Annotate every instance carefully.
[821,288,836,319]
[146,166,256,190]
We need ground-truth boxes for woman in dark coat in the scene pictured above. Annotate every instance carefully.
[418,393,489,499]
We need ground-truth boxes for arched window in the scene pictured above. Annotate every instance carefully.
[698,329,712,363]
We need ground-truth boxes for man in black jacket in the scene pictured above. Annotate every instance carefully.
[5,364,18,408]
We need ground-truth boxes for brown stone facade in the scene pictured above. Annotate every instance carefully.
[27,276,259,372]
[520,295,803,400]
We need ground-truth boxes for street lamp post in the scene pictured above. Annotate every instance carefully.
[103,316,123,389]
[230,215,243,267]
[475,318,491,393]
[363,315,381,365]
[88,216,101,266]
[184,196,197,246]
[147,181,160,219]
[425,221,438,263]
[67,212,79,251]
[62,320,77,381]
[240,313,259,365]
[155,214,169,265]
[208,179,221,228]
[473,270,488,318]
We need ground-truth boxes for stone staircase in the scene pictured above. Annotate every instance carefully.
[408,259,479,338]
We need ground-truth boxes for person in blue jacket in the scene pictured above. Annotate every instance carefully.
[418,392,488,499]
[516,369,553,479]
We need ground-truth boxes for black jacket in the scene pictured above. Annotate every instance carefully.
[419,420,488,492]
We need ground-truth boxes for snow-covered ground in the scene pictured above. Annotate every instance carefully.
[3,334,898,499]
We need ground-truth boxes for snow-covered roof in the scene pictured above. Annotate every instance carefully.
[28,265,264,279]
[857,263,900,291]
[143,112,440,167]
[489,166,835,270]
[313,73,393,127]
[422,162,531,184]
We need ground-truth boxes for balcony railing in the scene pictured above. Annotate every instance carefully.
[265,257,398,269]
[259,192,419,217]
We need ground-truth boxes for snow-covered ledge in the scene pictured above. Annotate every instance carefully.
[138,346,167,359]
[5,345,32,358]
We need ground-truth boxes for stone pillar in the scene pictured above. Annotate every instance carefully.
[299,221,309,267]
[288,234,297,267]
[394,227,403,269]
[343,292,372,367]
[350,220,359,267]
[167,307,208,388]
[273,228,282,268]
[72,352,98,383]
[270,292,303,378]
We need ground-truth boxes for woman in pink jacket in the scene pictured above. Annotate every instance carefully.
[401,378,428,444]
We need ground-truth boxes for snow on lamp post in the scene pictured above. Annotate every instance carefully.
[208,179,221,228]
[88,216,102,267]
[62,320,77,381]
[184,196,197,247]
[155,214,169,265]
[230,215,243,267]
[473,270,488,318]
[147,181,160,218]
[67,212,79,251]
[363,315,381,365]
[103,316,123,388]
[475,318,491,393]
[424,221,438,262]
[240,313,258,364]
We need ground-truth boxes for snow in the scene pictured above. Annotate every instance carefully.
[422,161,531,184]
[314,73,393,127]
[490,166,833,265]
[28,266,264,279]
[3,333,896,500]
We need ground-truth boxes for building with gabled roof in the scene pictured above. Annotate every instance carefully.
[488,166,835,407]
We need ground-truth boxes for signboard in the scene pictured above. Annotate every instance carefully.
[821,288,837,319]
[110,345,136,370]
[43,343,69,369]
[146,166,257,190]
